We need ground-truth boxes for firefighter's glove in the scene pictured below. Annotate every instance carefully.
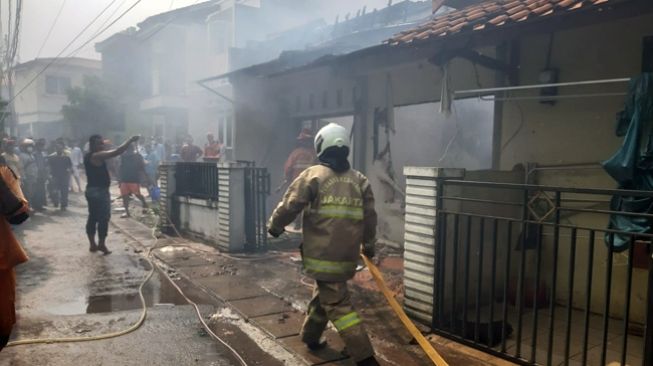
[268,226,284,238]
[362,242,375,259]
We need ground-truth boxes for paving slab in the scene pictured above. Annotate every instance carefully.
[281,332,349,365]
[165,255,217,267]
[230,294,292,318]
[252,310,304,339]
[195,276,268,301]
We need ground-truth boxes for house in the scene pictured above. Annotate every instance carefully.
[95,0,345,159]
[217,0,653,364]
[11,57,100,138]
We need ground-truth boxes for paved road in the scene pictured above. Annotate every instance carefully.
[0,195,238,366]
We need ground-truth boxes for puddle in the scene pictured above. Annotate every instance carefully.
[47,269,188,315]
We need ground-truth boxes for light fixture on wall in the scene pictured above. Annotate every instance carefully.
[538,68,559,105]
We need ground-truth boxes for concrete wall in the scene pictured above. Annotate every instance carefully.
[494,13,653,325]
[231,55,498,243]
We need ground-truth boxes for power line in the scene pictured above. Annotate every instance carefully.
[66,0,145,58]
[89,0,130,42]
[139,0,203,43]
[5,0,132,106]
[35,0,67,58]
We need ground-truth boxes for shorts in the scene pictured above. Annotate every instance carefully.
[120,183,141,196]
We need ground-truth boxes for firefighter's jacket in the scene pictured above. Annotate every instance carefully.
[269,164,377,282]
[284,147,317,182]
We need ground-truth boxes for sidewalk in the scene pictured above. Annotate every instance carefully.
[112,215,515,366]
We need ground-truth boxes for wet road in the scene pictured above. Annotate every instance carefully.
[0,194,237,365]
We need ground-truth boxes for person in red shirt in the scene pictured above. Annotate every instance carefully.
[282,128,317,230]
[180,136,203,162]
[204,133,224,160]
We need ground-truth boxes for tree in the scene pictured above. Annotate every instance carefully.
[62,75,125,140]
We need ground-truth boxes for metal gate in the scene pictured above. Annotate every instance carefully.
[432,180,653,366]
[243,165,270,251]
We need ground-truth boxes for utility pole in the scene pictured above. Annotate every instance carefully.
[0,0,22,137]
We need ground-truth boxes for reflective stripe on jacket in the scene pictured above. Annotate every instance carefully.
[269,164,377,281]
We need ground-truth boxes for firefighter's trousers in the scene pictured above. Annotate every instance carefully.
[301,280,374,361]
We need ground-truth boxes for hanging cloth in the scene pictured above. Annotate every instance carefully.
[602,73,653,251]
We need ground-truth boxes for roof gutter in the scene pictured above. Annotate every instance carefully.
[196,79,235,104]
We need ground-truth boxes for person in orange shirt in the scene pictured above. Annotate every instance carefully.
[282,128,317,230]
[0,156,30,351]
[204,133,224,161]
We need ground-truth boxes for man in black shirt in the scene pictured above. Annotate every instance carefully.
[84,134,139,255]
[47,142,72,211]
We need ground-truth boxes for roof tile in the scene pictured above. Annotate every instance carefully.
[388,0,615,45]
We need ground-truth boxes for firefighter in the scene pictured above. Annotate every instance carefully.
[268,123,379,366]
[281,128,317,230]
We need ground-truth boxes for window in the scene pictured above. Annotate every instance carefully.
[45,75,71,95]
[217,113,234,149]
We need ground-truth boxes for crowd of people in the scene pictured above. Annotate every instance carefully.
[0,132,227,214]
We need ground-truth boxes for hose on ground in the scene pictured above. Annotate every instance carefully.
[7,214,250,366]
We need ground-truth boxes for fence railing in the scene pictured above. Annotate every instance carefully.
[243,167,270,251]
[431,179,653,366]
[172,161,270,251]
[175,162,220,199]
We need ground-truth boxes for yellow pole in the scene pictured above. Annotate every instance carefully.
[361,254,449,366]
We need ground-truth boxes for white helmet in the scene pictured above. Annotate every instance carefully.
[314,123,350,158]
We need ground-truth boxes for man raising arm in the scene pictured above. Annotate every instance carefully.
[84,135,139,255]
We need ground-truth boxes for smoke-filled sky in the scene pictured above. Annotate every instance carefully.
[15,0,394,62]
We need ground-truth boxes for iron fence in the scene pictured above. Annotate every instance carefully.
[431,179,653,366]
[175,162,220,199]
[172,161,270,251]
[243,166,270,251]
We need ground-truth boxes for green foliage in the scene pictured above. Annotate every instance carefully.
[61,75,125,139]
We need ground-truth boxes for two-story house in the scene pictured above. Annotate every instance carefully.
[95,0,326,159]
[11,57,101,138]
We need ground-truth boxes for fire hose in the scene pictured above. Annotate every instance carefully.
[361,254,449,366]
[6,221,250,366]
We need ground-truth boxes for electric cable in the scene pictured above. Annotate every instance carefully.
[35,0,67,59]
[5,0,128,106]
[7,212,250,366]
[87,0,131,43]
[6,252,154,347]
[64,0,144,59]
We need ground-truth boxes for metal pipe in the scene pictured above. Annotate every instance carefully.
[488,219,498,348]
[531,224,543,363]
[474,218,484,344]
[454,77,630,95]
[196,79,236,104]
[442,180,653,198]
[462,216,472,340]
[437,210,653,239]
[546,192,561,366]
[563,228,577,365]
[621,239,634,366]
[600,234,615,366]
[516,188,528,358]
[479,92,626,102]
[450,215,460,335]
[500,221,512,354]
[581,230,595,366]
[644,248,653,366]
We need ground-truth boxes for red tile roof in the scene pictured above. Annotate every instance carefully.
[388,0,614,45]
